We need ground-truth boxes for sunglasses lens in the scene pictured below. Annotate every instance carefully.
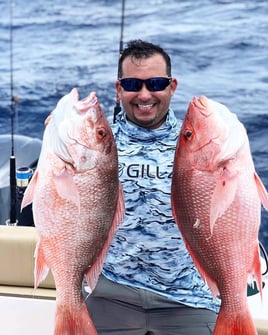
[119,77,171,92]
[146,78,171,91]
[119,78,142,92]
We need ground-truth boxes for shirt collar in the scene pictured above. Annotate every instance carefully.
[114,109,180,141]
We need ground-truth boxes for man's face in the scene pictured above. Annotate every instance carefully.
[116,54,178,129]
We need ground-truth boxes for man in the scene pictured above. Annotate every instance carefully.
[83,39,219,335]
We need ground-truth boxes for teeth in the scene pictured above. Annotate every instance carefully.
[138,104,153,109]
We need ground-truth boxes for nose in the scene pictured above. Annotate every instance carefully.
[137,83,152,100]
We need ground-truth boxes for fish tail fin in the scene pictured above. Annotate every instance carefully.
[54,302,97,335]
[214,307,257,335]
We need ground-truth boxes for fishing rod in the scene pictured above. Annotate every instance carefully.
[7,0,18,225]
[113,0,126,123]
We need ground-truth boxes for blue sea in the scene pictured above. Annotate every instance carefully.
[0,0,268,250]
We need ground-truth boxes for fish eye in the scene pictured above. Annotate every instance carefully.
[97,128,106,139]
[184,129,192,140]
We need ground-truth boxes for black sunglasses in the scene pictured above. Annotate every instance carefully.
[119,77,172,92]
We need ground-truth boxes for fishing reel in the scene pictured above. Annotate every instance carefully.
[6,165,35,226]
[15,166,35,227]
[16,166,33,200]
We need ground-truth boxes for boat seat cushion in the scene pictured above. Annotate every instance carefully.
[0,226,55,289]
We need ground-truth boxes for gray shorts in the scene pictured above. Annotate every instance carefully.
[82,275,216,335]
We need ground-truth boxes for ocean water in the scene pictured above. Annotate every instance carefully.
[0,0,267,249]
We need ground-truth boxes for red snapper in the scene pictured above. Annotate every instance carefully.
[171,96,268,335]
[22,88,125,335]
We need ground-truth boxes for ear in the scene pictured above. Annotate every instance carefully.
[115,80,122,100]
[170,78,178,96]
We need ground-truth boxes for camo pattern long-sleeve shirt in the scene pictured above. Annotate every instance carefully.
[103,109,220,313]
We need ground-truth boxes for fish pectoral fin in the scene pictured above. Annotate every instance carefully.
[254,171,268,211]
[210,171,238,233]
[34,240,50,288]
[21,170,39,210]
[85,182,125,291]
[53,169,80,210]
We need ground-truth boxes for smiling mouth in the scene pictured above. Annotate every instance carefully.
[137,104,154,110]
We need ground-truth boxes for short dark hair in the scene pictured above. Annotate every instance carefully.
[118,39,172,78]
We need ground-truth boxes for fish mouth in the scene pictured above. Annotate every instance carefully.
[198,96,208,106]
[193,96,211,116]
[75,92,98,113]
